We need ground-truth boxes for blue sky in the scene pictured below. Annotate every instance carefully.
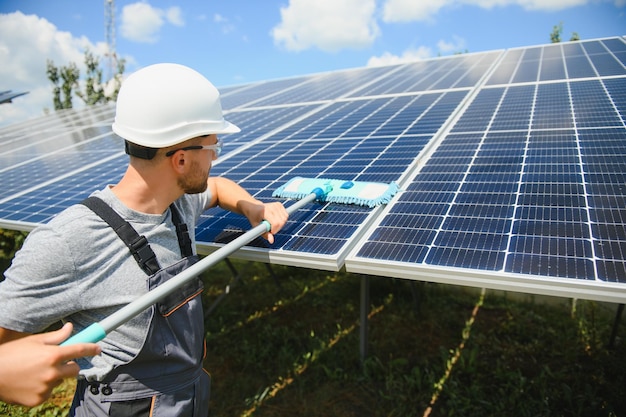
[0,0,624,127]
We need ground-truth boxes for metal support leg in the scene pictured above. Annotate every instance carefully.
[224,258,240,281]
[409,280,420,313]
[204,258,242,319]
[360,275,370,364]
[609,303,624,349]
[265,263,282,289]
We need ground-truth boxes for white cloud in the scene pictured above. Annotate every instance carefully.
[382,0,590,22]
[120,3,162,43]
[382,0,449,22]
[120,2,185,43]
[271,0,380,52]
[437,35,467,53]
[0,12,105,127]
[214,13,236,34]
[166,7,184,26]
[493,0,587,10]
[367,46,433,67]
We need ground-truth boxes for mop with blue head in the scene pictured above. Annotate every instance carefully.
[272,176,400,208]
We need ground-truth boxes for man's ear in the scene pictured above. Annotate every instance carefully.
[169,151,187,173]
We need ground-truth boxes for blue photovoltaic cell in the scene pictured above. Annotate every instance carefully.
[580,129,626,281]
[0,133,122,200]
[221,105,321,148]
[220,76,314,109]
[539,44,567,81]
[250,66,397,107]
[451,88,504,132]
[583,41,626,76]
[604,78,626,119]
[563,43,597,79]
[533,83,573,129]
[0,154,127,224]
[512,47,542,83]
[0,104,118,204]
[486,39,626,87]
[485,49,524,85]
[0,106,114,160]
[489,85,534,131]
[570,80,623,127]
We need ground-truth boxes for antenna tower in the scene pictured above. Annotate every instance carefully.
[104,0,116,80]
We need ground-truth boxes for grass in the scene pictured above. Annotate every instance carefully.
[1,258,625,416]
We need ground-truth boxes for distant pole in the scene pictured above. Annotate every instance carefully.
[104,0,116,80]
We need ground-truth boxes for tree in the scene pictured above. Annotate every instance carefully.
[46,60,79,110]
[46,62,62,111]
[550,22,580,43]
[60,63,80,109]
[76,49,105,106]
[46,49,125,111]
[0,228,26,275]
[107,57,126,102]
[550,22,563,43]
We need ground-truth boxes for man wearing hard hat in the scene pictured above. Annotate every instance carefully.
[0,63,289,416]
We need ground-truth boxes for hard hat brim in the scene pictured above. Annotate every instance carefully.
[112,118,240,148]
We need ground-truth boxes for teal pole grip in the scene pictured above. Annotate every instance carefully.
[261,219,271,232]
[60,323,106,346]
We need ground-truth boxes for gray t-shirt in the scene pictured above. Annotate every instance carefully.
[0,186,212,380]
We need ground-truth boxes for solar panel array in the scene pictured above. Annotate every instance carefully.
[0,90,28,105]
[0,37,624,303]
[346,39,626,302]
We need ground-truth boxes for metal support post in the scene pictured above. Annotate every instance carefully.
[609,303,624,349]
[360,274,370,364]
[204,258,242,319]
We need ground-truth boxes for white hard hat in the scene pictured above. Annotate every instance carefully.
[112,63,240,149]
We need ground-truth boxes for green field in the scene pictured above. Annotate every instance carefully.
[1,258,625,416]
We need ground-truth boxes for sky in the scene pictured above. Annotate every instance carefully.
[0,0,624,127]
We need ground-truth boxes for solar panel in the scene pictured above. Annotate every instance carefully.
[346,37,626,303]
[0,90,28,104]
[1,38,625,303]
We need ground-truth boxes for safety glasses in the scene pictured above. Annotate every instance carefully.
[165,138,223,158]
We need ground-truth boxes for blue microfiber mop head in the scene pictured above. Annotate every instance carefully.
[272,177,399,208]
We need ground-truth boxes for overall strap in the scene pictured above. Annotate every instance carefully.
[82,197,195,272]
[169,204,194,258]
[82,197,161,275]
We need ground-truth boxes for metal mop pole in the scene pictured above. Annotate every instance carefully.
[61,192,317,346]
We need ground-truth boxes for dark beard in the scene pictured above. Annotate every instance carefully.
[178,160,209,194]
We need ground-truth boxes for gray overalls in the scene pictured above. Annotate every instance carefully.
[70,197,210,417]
